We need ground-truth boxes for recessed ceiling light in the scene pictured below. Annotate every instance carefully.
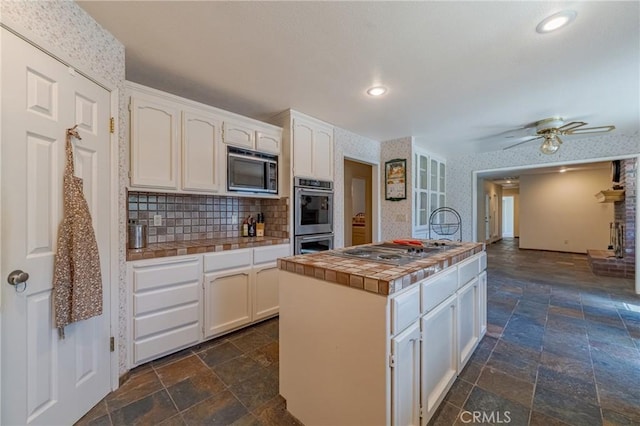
[559,168,567,173]
[367,86,387,97]
[536,10,577,34]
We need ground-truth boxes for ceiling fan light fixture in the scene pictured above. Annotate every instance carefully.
[367,86,387,97]
[536,10,577,33]
[540,137,560,154]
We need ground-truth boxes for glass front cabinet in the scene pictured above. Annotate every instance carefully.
[413,149,446,238]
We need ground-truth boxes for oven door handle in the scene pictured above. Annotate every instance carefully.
[295,187,332,196]
[298,234,324,242]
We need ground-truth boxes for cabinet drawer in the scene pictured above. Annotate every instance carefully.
[131,258,200,292]
[133,323,200,364]
[421,268,458,313]
[391,286,420,335]
[479,252,487,272]
[134,302,199,339]
[253,244,290,265]
[458,255,480,288]
[134,281,199,315]
[204,249,252,272]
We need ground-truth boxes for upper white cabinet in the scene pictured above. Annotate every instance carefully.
[292,115,334,181]
[272,110,334,185]
[222,119,282,155]
[412,148,446,238]
[127,82,282,195]
[129,94,180,189]
[222,120,255,149]
[182,108,221,192]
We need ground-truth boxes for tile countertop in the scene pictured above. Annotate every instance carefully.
[127,236,290,261]
[277,241,484,296]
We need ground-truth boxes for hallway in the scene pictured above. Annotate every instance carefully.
[78,239,640,425]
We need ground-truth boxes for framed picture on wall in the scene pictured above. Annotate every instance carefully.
[385,158,406,201]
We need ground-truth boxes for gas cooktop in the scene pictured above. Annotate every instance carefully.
[331,241,458,266]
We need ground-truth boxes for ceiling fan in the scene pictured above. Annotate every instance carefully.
[503,117,616,154]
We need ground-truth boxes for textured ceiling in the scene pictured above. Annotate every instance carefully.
[78,1,640,156]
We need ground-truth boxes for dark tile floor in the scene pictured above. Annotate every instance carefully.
[76,319,299,426]
[429,238,640,426]
[78,238,640,425]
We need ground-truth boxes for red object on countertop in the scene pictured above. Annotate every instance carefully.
[391,239,424,246]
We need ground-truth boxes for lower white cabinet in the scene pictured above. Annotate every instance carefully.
[457,277,480,371]
[421,294,458,421]
[253,244,289,320]
[128,256,202,365]
[128,244,290,367]
[391,322,422,426]
[478,271,487,336]
[253,263,280,320]
[204,267,252,338]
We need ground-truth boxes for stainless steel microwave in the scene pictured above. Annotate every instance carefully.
[227,146,278,194]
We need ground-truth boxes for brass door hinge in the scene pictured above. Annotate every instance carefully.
[110,336,115,352]
[110,117,115,134]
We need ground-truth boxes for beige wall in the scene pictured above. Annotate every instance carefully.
[503,188,520,237]
[519,168,614,253]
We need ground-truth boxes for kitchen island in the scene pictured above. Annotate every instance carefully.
[277,240,486,425]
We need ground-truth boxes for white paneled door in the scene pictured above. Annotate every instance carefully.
[1,29,112,425]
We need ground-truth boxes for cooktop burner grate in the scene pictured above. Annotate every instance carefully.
[378,254,402,260]
[342,249,373,257]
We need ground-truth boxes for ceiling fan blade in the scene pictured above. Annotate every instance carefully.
[565,125,616,135]
[503,136,543,150]
[556,121,587,132]
[478,126,535,141]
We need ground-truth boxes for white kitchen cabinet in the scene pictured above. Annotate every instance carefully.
[127,244,289,367]
[204,267,252,338]
[412,149,446,238]
[256,127,282,154]
[253,244,290,320]
[478,270,487,337]
[128,256,202,366]
[421,294,457,422]
[182,108,221,192]
[253,264,280,321]
[273,110,334,181]
[203,249,253,338]
[457,277,480,371]
[127,82,282,195]
[391,322,422,426]
[203,244,289,338]
[312,124,334,181]
[222,119,255,149]
[222,119,282,155]
[291,114,334,181]
[129,94,180,189]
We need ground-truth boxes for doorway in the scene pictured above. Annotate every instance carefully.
[502,196,514,237]
[344,159,373,246]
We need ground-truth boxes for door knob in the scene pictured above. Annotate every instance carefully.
[7,270,29,286]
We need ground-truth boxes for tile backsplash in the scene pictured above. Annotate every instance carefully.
[128,192,289,244]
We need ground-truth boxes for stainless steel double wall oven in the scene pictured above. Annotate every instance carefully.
[293,177,334,254]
